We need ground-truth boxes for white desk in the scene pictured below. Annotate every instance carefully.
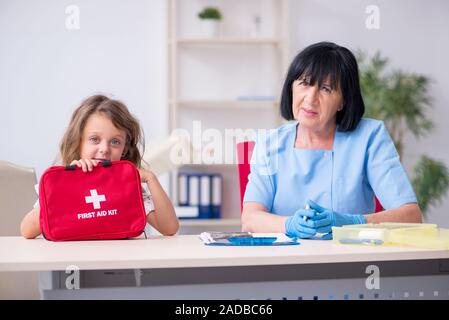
[1,235,449,300]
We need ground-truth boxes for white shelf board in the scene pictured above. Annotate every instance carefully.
[176,100,278,109]
[175,37,280,46]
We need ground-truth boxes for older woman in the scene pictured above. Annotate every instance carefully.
[242,42,422,239]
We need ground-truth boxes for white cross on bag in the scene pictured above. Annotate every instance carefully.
[85,189,106,209]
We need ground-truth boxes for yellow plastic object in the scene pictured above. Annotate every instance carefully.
[389,226,449,250]
[332,223,449,249]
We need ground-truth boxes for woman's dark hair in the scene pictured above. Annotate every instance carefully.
[280,42,365,132]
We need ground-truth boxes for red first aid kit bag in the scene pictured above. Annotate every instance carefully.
[39,160,147,241]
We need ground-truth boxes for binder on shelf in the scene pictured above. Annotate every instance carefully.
[177,173,188,206]
[177,172,222,219]
[174,206,199,218]
[188,175,199,207]
[211,174,222,219]
[199,175,211,219]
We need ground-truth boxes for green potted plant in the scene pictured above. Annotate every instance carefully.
[358,51,449,215]
[197,7,222,37]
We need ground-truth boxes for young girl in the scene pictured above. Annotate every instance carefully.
[20,94,179,238]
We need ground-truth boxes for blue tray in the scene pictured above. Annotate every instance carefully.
[206,236,300,246]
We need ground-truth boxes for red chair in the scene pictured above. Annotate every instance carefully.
[374,197,383,212]
[236,141,256,212]
[236,141,383,213]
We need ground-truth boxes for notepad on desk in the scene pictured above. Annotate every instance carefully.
[199,232,299,246]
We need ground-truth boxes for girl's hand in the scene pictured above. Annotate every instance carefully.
[138,168,155,183]
[70,159,100,172]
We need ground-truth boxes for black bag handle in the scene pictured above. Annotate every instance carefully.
[65,160,112,170]
[102,160,112,167]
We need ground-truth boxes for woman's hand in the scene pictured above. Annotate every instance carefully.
[70,159,100,172]
[284,207,332,238]
[308,200,366,226]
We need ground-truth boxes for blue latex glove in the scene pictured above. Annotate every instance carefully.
[285,208,333,239]
[307,200,366,227]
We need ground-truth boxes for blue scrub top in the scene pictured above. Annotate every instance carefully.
[243,118,417,216]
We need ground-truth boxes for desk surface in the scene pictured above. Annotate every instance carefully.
[1,235,448,272]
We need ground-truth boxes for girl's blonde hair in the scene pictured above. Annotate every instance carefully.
[59,95,144,167]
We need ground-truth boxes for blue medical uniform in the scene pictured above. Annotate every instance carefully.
[243,118,417,216]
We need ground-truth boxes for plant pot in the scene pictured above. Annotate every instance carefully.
[201,19,219,37]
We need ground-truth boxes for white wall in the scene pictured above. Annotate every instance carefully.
[288,0,449,226]
[0,0,168,178]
